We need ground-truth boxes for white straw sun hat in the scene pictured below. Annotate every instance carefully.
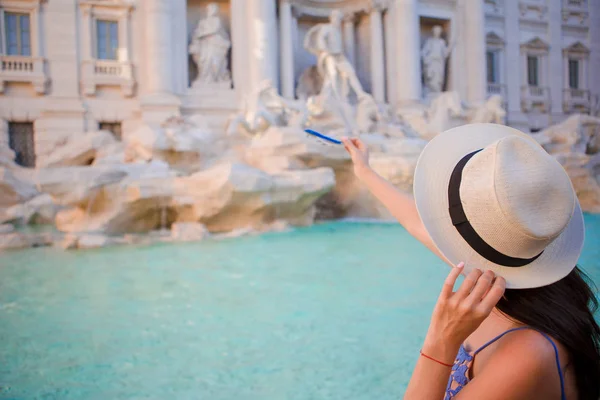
[413,123,585,289]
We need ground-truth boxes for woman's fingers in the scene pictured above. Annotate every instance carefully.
[342,137,355,152]
[341,137,354,155]
[351,138,366,151]
[478,276,506,313]
[454,268,483,300]
[464,270,495,305]
[440,262,464,298]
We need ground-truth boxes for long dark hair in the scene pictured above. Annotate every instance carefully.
[496,266,600,400]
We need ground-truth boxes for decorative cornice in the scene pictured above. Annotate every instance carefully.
[289,0,391,18]
[79,0,135,9]
[561,9,588,24]
[342,12,356,22]
[366,0,390,12]
[518,1,548,20]
[0,0,46,11]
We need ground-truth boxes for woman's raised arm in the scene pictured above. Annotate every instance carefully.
[342,137,443,259]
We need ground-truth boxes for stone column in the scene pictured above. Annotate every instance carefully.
[384,9,396,104]
[343,14,356,67]
[230,0,249,104]
[35,0,85,153]
[548,0,564,120]
[79,5,95,96]
[31,2,42,58]
[590,0,600,109]
[117,9,130,62]
[503,0,528,129]
[80,5,93,61]
[369,5,385,103]
[392,0,421,105]
[463,0,486,105]
[140,0,180,122]
[248,0,279,92]
[143,0,174,96]
[279,0,295,99]
[171,0,188,96]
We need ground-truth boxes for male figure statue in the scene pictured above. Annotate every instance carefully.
[304,10,370,132]
[304,10,368,103]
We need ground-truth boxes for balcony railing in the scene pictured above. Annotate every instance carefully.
[0,55,48,94]
[487,83,507,97]
[521,85,551,112]
[563,88,590,113]
[95,62,124,76]
[82,59,135,97]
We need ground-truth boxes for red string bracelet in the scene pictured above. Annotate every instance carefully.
[419,350,454,367]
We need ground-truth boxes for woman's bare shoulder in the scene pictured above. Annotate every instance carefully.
[457,329,566,399]
[489,328,565,372]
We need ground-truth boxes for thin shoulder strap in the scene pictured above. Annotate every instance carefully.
[473,326,566,400]
[472,326,531,355]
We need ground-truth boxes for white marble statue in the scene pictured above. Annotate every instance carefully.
[227,80,309,137]
[302,10,380,134]
[469,95,506,124]
[401,91,465,140]
[531,114,600,213]
[592,94,600,118]
[304,10,368,104]
[421,26,454,94]
[189,3,231,85]
[355,95,382,133]
[296,66,323,101]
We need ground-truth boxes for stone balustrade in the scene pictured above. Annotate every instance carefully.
[81,59,135,97]
[0,55,48,94]
[487,83,507,97]
[521,85,551,112]
[563,88,591,113]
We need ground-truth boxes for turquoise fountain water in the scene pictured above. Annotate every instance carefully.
[1,215,599,400]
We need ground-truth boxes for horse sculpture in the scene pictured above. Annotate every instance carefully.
[402,91,465,141]
[227,80,309,138]
[469,95,506,125]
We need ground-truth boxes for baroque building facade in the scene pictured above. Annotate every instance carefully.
[0,0,598,167]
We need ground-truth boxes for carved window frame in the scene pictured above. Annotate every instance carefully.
[520,37,549,88]
[486,32,505,85]
[562,42,589,91]
[79,0,133,63]
[0,0,44,57]
[79,0,135,97]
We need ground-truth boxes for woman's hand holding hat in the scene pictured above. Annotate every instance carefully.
[422,263,507,365]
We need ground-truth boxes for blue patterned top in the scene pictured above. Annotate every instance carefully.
[444,327,566,400]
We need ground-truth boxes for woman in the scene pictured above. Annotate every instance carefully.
[341,123,600,399]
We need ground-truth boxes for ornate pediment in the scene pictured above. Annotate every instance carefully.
[520,37,550,52]
[563,41,590,56]
[486,32,505,47]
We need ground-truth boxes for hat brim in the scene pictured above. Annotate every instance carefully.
[413,123,585,289]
